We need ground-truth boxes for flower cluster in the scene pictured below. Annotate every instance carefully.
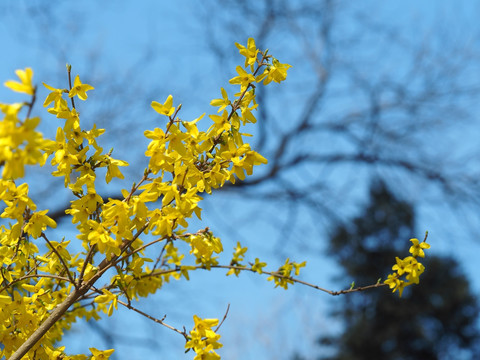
[0,38,294,360]
[0,35,433,360]
[267,258,307,290]
[1,68,54,179]
[185,315,223,360]
[384,236,431,296]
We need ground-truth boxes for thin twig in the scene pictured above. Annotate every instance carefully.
[144,264,387,296]
[25,87,37,119]
[41,233,77,288]
[215,303,230,332]
[78,244,97,284]
[111,234,167,269]
[67,65,76,109]
[207,52,268,154]
[124,169,151,203]
[116,298,189,340]
[93,221,151,280]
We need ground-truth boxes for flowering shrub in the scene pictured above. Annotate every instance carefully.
[0,38,428,360]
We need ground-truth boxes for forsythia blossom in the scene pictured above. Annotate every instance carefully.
[4,67,35,95]
[235,37,259,69]
[384,236,430,296]
[151,94,175,116]
[185,315,223,360]
[0,37,431,360]
[68,75,94,100]
[0,38,300,360]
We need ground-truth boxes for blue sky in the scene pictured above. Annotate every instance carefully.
[2,1,480,359]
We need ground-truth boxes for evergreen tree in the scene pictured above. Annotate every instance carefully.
[318,179,480,360]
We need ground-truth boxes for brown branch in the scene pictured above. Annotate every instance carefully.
[215,303,230,332]
[116,298,189,340]
[7,219,152,360]
[145,264,387,296]
[6,227,386,360]
[8,284,90,360]
[41,233,77,288]
[207,51,269,154]
[78,244,97,283]
[25,86,37,120]
[66,64,75,109]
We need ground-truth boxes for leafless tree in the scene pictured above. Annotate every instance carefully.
[195,0,480,249]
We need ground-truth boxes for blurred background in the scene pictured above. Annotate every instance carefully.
[1,1,480,359]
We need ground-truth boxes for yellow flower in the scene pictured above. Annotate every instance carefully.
[94,290,118,316]
[385,274,409,297]
[189,233,223,261]
[229,66,255,91]
[209,110,231,135]
[235,38,259,69]
[257,58,292,85]
[384,274,412,297]
[89,348,115,360]
[68,75,94,100]
[104,155,129,183]
[391,256,409,276]
[384,273,400,290]
[252,258,267,274]
[0,294,12,305]
[293,261,307,276]
[44,346,68,359]
[226,242,248,276]
[186,315,222,359]
[409,238,430,258]
[193,315,219,338]
[47,240,71,260]
[4,68,35,95]
[0,102,23,119]
[66,191,103,224]
[43,82,66,108]
[23,209,57,238]
[405,259,425,284]
[385,236,430,297]
[239,92,258,124]
[210,88,230,113]
[151,95,175,117]
[57,108,82,139]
